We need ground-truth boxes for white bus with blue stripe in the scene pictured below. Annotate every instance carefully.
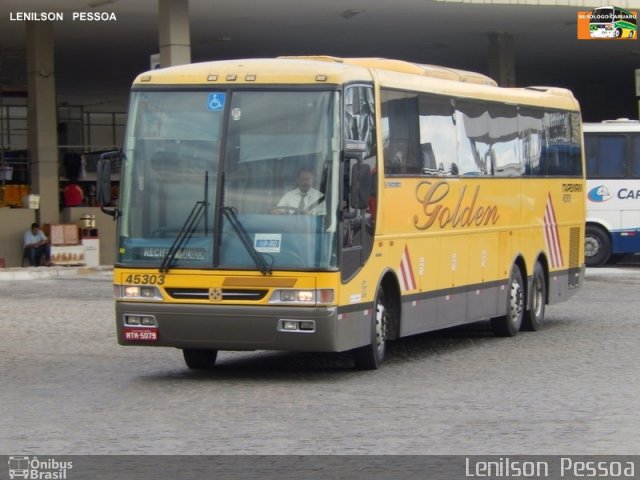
[584,119,640,266]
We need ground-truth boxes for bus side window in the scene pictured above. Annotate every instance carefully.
[452,98,490,176]
[598,136,626,177]
[420,143,437,173]
[631,135,640,177]
[418,95,458,176]
[381,90,420,175]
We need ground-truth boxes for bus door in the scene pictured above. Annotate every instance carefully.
[341,85,376,282]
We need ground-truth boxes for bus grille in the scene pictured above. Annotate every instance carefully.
[165,288,268,301]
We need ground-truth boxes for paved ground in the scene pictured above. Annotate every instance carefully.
[0,264,639,456]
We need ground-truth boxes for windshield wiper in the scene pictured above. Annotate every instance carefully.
[159,200,206,273]
[159,172,210,273]
[222,206,272,275]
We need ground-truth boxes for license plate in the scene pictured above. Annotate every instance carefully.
[123,327,158,342]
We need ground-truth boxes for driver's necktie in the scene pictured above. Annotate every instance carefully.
[298,192,307,211]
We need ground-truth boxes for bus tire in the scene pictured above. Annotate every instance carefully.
[183,348,218,369]
[491,264,524,337]
[615,28,622,38]
[585,225,610,267]
[352,289,389,370]
[522,262,546,331]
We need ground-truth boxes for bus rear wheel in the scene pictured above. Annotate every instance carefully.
[585,225,611,267]
[352,289,389,369]
[491,265,524,337]
[522,262,546,331]
[183,348,218,369]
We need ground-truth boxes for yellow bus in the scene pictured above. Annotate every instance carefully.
[100,56,585,370]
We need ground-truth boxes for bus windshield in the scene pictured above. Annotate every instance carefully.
[589,7,614,25]
[118,89,341,271]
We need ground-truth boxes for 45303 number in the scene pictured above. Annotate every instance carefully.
[124,274,166,285]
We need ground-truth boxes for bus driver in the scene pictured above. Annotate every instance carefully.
[274,166,325,214]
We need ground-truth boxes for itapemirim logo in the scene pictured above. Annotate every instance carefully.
[7,456,73,480]
[588,185,613,202]
[578,5,638,40]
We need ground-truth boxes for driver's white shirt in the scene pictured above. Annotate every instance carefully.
[277,187,325,214]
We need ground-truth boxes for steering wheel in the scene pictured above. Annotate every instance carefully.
[271,206,302,215]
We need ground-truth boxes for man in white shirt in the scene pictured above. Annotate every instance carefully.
[275,167,325,215]
[23,223,51,266]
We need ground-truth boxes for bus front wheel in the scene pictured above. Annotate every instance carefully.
[491,265,524,337]
[352,289,389,369]
[183,348,218,369]
[585,225,611,267]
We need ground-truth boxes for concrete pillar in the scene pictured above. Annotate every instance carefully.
[26,21,60,226]
[488,32,515,87]
[158,0,191,67]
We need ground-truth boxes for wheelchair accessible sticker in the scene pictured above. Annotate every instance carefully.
[207,93,225,111]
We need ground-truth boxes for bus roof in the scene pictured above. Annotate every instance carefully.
[283,56,498,86]
[584,119,640,133]
[132,56,580,111]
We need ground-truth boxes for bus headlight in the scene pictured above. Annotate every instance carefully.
[269,289,334,306]
[114,284,164,301]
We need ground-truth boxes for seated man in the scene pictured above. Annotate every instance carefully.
[274,166,325,215]
[23,223,51,267]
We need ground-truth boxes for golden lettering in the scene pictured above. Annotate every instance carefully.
[413,181,448,229]
[413,180,500,230]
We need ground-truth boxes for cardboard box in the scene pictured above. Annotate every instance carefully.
[49,224,79,245]
[64,224,79,245]
[49,224,65,245]
[22,194,40,209]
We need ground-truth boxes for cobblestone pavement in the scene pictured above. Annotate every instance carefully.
[1,267,639,455]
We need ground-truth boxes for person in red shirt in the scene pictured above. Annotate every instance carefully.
[63,179,85,207]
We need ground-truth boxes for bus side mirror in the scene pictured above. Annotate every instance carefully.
[97,150,121,219]
[96,158,111,205]
[350,163,371,210]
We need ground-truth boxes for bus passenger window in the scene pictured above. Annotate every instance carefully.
[591,136,626,178]
[631,135,640,177]
[381,90,420,175]
[419,95,457,176]
[453,99,490,176]
[420,143,437,174]
[488,104,520,177]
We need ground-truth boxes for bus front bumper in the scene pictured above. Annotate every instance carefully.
[115,301,369,353]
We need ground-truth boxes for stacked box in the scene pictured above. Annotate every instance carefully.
[64,224,79,245]
[22,194,40,209]
[48,224,80,245]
